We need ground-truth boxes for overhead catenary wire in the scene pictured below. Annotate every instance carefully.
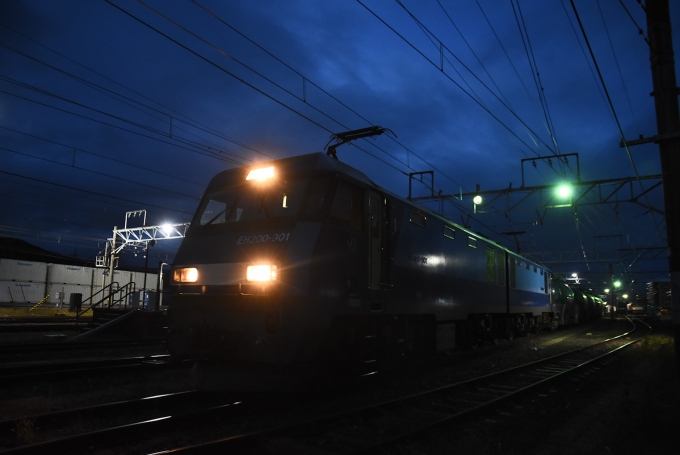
[568,0,664,245]
[387,0,560,159]
[0,71,250,165]
[0,86,247,166]
[617,0,650,45]
[3,2,653,278]
[140,0,432,182]
[0,23,270,160]
[0,169,196,216]
[0,124,207,188]
[189,0,468,192]
[436,0,514,112]
[1,145,202,200]
[510,0,563,164]
[105,0,407,176]
[0,177,142,220]
[558,0,614,124]
[595,0,642,134]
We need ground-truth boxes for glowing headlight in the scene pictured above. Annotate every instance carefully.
[246,166,275,181]
[246,264,277,282]
[173,267,198,283]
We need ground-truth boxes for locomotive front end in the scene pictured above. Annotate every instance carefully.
[168,158,329,370]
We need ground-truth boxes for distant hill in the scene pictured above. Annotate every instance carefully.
[0,237,167,273]
[0,237,96,266]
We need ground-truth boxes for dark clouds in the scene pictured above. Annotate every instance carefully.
[0,0,676,291]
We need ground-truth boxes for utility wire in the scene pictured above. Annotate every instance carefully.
[474,0,541,124]
[568,0,663,244]
[596,0,642,133]
[617,0,650,45]
[0,124,206,187]
[0,87,246,166]
[0,72,249,164]
[190,0,468,191]
[0,169,195,216]
[1,146,201,200]
[0,178,139,219]
[510,0,562,164]
[0,41,264,162]
[559,0,614,124]
[383,0,557,157]
[436,0,514,110]
[0,23,269,160]
[379,0,568,195]
[105,0,406,175]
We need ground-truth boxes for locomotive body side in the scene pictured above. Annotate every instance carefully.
[168,152,554,374]
[384,198,552,346]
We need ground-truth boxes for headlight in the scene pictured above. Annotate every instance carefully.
[246,166,275,181]
[173,267,198,283]
[246,264,277,282]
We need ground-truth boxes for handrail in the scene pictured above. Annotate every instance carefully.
[75,282,136,326]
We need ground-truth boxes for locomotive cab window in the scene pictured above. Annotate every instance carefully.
[329,181,363,231]
[196,177,310,227]
[301,176,332,218]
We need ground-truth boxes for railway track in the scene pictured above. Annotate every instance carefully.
[0,317,84,324]
[0,390,248,454]
[0,354,174,384]
[0,339,165,355]
[2,318,650,454]
[156,317,650,454]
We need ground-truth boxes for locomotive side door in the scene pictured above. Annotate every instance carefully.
[367,191,385,311]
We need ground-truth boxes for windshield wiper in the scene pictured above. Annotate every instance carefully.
[204,197,239,226]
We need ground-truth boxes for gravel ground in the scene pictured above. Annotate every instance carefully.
[1,316,677,454]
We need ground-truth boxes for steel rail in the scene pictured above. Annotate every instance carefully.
[0,339,166,355]
[0,354,172,383]
[154,318,649,454]
[0,390,199,443]
[2,395,247,455]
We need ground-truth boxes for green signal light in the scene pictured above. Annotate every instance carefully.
[557,184,572,198]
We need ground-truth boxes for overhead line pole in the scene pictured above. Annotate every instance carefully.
[645,0,680,369]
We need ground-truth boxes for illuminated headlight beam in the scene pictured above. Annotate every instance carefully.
[246,264,277,282]
[246,166,275,181]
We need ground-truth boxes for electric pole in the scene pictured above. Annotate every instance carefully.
[646,0,680,367]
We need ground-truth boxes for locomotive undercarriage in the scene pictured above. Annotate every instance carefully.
[464,312,554,347]
[320,314,437,370]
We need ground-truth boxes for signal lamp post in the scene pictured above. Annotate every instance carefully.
[142,239,156,309]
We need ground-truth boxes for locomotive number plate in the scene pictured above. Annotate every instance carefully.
[237,232,291,244]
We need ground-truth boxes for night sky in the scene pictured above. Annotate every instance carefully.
[1,0,677,295]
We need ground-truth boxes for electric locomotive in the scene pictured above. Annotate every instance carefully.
[169,153,555,380]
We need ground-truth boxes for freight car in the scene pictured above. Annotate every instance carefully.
[551,277,605,324]
[168,143,557,387]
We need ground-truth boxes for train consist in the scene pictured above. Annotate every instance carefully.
[168,140,604,383]
[552,276,605,325]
